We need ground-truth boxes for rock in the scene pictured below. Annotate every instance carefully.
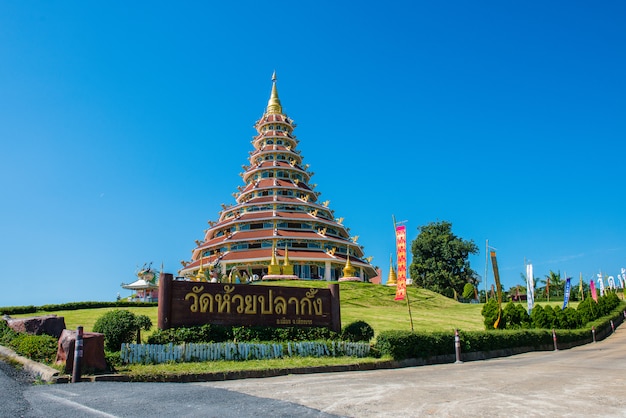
[56,329,107,373]
[5,315,66,338]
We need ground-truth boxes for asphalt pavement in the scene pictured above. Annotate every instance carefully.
[3,328,626,417]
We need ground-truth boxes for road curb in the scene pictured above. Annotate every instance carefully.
[0,346,60,382]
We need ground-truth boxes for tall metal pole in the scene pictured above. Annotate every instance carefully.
[484,239,489,302]
[71,326,83,383]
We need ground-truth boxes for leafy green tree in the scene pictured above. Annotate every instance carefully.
[93,309,152,351]
[480,299,504,329]
[462,283,476,299]
[409,221,479,298]
[503,302,530,329]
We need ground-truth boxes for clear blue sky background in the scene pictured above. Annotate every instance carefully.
[1,1,624,307]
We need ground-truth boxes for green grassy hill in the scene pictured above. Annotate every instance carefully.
[11,282,487,336]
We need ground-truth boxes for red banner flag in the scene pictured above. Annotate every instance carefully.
[395,225,407,301]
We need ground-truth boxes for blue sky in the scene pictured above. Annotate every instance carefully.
[1,1,624,306]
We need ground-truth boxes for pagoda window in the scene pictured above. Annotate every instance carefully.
[276,171,289,178]
[250,223,263,230]
[216,230,224,237]
[269,125,274,129]
[261,190,270,196]
[308,242,321,249]
[301,265,311,278]
[262,241,273,248]
[266,139,274,145]
[263,222,273,229]
[276,140,283,145]
[248,243,261,249]
[239,224,250,230]
[292,242,307,249]
[276,154,286,160]
[277,222,288,228]
[287,222,301,229]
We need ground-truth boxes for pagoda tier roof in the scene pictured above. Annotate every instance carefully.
[250,145,297,154]
[214,209,336,230]
[196,228,354,253]
[241,196,306,205]
[256,113,292,124]
[240,179,311,194]
[245,161,303,173]
[248,161,298,169]
[180,248,374,275]
[257,130,293,139]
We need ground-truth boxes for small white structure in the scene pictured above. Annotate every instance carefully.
[122,267,159,302]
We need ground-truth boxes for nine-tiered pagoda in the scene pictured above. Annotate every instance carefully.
[179,73,377,282]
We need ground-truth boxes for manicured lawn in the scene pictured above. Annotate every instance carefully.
[12,282,487,337]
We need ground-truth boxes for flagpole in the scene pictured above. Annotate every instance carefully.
[485,239,489,302]
[392,215,413,332]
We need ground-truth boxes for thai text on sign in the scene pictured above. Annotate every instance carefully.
[158,274,341,332]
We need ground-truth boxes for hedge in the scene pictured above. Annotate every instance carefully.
[375,302,626,361]
[0,301,157,315]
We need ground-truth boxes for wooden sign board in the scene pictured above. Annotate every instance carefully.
[157,274,341,332]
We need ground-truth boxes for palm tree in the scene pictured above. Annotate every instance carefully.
[546,270,563,299]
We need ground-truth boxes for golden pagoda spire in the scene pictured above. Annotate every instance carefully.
[342,252,356,278]
[195,257,205,282]
[283,245,294,275]
[268,240,282,275]
[266,71,283,115]
[387,254,397,285]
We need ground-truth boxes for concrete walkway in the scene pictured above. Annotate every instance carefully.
[202,329,626,417]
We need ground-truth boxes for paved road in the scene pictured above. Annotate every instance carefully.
[7,329,626,417]
[203,330,626,417]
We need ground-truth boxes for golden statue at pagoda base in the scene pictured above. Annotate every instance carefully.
[338,254,363,282]
[262,245,298,281]
[386,255,398,286]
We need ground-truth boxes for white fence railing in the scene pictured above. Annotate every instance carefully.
[120,341,370,364]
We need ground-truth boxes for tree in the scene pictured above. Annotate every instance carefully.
[93,309,153,351]
[538,270,562,300]
[409,220,479,298]
[462,283,475,299]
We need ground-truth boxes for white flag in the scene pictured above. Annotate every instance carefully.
[526,263,534,314]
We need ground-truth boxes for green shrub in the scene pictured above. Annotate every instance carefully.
[375,329,555,360]
[481,299,503,329]
[9,334,58,363]
[147,325,339,345]
[93,310,152,351]
[462,283,475,299]
[341,321,375,342]
[0,301,157,316]
[503,302,530,329]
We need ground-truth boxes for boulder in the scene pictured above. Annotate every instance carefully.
[5,315,66,338]
[56,329,107,373]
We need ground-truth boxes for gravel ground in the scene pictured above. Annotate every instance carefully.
[0,359,37,417]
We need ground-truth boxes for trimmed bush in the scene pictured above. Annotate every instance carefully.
[9,334,58,363]
[0,320,58,363]
[376,302,625,361]
[0,301,156,316]
[341,321,375,342]
[93,310,152,351]
[147,325,339,345]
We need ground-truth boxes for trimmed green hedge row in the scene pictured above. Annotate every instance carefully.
[147,321,375,346]
[0,321,58,363]
[0,301,157,315]
[375,302,626,360]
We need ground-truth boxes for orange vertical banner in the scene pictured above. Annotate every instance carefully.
[395,225,407,301]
